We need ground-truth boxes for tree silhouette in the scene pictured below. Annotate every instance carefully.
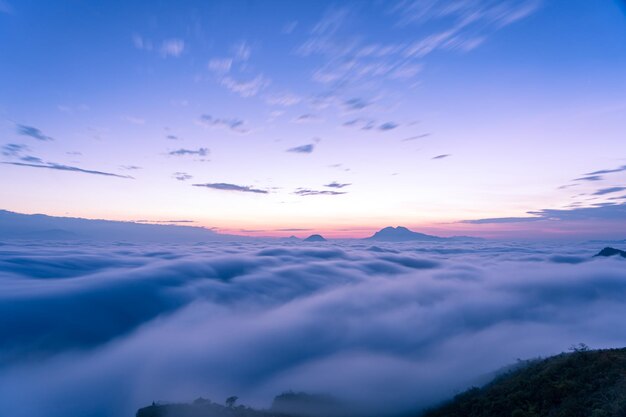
[225,396,238,408]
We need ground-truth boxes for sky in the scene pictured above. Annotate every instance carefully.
[1,0,625,239]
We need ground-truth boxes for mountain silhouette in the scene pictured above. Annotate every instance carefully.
[366,226,443,242]
[304,234,326,242]
[594,247,626,258]
[0,209,234,243]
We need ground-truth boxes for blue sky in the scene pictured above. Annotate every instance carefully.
[1,0,625,238]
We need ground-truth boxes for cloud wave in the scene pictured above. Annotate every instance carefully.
[2,238,626,417]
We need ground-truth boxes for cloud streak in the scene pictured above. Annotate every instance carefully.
[585,165,626,176]
[463,202,626,224]
[379,122,399,131]
[294,188,346,196]
[221,75,269,98]
[286,144,315,154]
[168,148,209,157]
[402,134,430,141]
[199,115,249,133]
[193,183,268,194]
[325,181,351,189]
[160,39,185,57]
[593,187,626,196]
[16,124,54,141]
[1,143,28,156]
[2,161,133,179]
[173,172,192,181]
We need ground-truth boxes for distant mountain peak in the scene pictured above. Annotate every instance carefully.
[594,247,626,258]
[366,226,442,242]
[304,234,326,242]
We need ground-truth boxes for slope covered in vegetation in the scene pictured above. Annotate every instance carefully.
[137,347,626,417]
[136,392,345,417]
[423,346,626,417]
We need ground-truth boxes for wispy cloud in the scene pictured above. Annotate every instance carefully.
[292,114,322,123]
[19,155,44,163]
[343,97,370,111]
[132,34,152,51]
[395,0,541,58]
[3,161,133,179]
[1,143,28,157]
[160,39,185,57]
[207,58,233,73]
[286,144,315,154]
[122,116,145,125]
[379,121,399,131]
[173,172,192,181]
[462,202,626,224]
[221,75,269,98]
[343,118,400,131]
[586,165,626,176]
[561,164,626,188]
[391,0,541,32]
[266,92,302,107]
[120,165,142,170]
[16,124,54,141]
[57,104,89,114]
[324,181,351,188]
[199,114,249,133]
[135,219,195,224]
[299,1,539,89]
[192,182,268,194]
[133,35,184,58]
[168,148,209,157]
[232,41,252,61]
[527,203,626,221]
[461,216,542,224]
[294,188,347,196]
[3,143,49,166]
[343,118,376,130]
[402,133,430,141]
[432,154,451,160]
[282,21,298,34]
[593,187,626,196]
[574,175,603,182]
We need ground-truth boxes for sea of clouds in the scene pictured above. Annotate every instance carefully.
[1,238,626,417]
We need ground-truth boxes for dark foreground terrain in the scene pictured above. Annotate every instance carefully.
[423,346,626,417]
[138,347,626,417]
[137,392,346,417]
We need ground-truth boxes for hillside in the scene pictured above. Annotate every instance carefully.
[137,347,626,417]
[136,392,345,417]
[422,346,626,417]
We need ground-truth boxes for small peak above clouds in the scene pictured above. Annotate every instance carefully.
[594,247,626,258]
[367,226,442,242]
[304,234,327,242]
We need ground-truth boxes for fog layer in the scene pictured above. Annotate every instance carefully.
[1,239,625,416]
